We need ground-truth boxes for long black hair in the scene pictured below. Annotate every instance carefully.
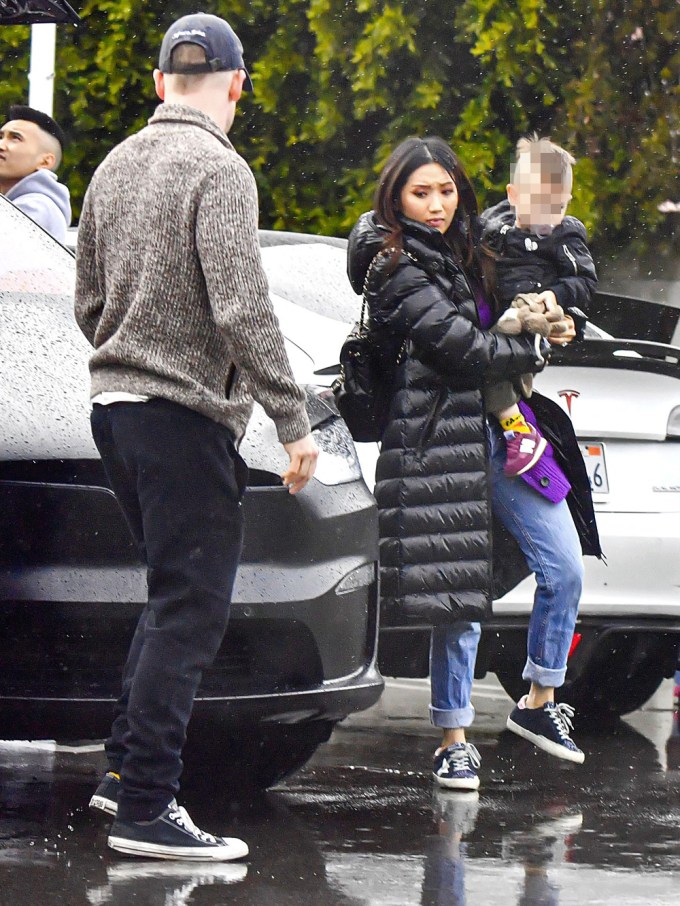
[373,136,496,303]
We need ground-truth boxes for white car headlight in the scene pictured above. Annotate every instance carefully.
[667,405,680,439]
[305,385,362,485]
[313,417,362,485]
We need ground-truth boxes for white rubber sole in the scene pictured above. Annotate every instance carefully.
[108,835,249,861]
[506,717,585,764]
[90,794,118,817]
[433,772,480,791]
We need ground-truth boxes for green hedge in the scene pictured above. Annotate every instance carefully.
[1,0,677,260]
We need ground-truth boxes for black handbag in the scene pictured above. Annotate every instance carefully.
[332,251,394,442]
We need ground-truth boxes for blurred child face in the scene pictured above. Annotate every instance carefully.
[507,153,572,236]
[399,162,458,234]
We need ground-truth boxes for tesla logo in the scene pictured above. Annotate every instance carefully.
[558,389,580,415]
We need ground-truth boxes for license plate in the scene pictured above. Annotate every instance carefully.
[579,442,609,494]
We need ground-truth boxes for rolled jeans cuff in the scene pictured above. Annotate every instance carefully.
[522,657,566,689]
[429,703,476,729]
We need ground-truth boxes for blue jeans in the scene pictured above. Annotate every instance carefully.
[430,422,584,728]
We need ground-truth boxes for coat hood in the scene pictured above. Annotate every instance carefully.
[6,168,71,243]
[480,198,588,245]
[347,211,388,294]
[347,210,464,294]
[478,198,514,238]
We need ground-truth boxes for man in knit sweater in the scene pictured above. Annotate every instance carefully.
[75,13,317,861]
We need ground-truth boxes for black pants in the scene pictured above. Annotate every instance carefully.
[91,399,247,821]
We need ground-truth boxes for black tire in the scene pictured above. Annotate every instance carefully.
[252,721,336,788]
[496,666,665,722]
[183,719,335,793]
[494,631,675,720]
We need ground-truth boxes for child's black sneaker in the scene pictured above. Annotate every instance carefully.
[506,696,585,764]
[107,800,249,861]
[432,742,481,790]
[89,771,121,817]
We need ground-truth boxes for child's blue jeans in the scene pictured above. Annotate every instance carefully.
[429,421,584,729]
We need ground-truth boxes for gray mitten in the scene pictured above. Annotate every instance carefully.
[495,308,522,335]
[511,292,545,313]
[517,307,551,338]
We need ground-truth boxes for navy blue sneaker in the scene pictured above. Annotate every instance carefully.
[89,771,121,817]
[108,800,249,861]
[433,743,481,790]
[506,696,585,764]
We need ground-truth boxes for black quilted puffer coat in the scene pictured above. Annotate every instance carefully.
[347,212,600,628]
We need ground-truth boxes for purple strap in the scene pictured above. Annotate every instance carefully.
[518,401,571,504]
[470,275,494,329]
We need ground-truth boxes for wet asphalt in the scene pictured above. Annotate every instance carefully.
[1,676,679,905]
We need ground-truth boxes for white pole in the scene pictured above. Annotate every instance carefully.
[28,23,57,116]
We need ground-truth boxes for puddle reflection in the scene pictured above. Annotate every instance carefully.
[294,716,680,905]
[0,706,678,905]
[86,861,247,906]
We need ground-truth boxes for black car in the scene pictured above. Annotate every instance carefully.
[0,197,382,787]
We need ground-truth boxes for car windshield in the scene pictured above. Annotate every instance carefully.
[0,196,93,461]
[0,196,75,297]
[261,243,361,324]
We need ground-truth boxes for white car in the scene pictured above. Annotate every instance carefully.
[261,235,680,720]
[0,202,382,788]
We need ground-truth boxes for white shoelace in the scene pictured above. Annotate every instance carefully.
[169,805,219,844]
[447,743,481,772]
[548,703,576,742]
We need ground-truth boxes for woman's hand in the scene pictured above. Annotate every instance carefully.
[548,314,576,346]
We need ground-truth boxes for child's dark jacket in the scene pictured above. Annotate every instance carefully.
[479,199,597,335]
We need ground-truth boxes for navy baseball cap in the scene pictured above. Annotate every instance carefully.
[158,13,253,91]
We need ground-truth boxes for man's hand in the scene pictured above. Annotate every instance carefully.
[547,314,576,346]
[282,434,319,495]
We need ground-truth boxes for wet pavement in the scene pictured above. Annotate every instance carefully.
[1,676,679,905]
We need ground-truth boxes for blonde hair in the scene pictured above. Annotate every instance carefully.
[512,134,575,189]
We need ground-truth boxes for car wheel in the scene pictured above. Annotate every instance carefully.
[493,631,676,720]
[496,665,665,721]
[183,719,335,792]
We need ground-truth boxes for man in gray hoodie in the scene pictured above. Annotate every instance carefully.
[0,105,71,243]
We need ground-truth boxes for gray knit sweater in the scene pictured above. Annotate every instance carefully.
[74,104,310,445]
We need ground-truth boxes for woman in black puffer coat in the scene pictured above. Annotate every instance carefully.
[347,137,599,790]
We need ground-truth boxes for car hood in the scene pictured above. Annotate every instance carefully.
[269,293,350,386]
[0,289,345,464]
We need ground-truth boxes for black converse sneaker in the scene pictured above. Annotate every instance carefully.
[506,696,585,764]
[89,771,121,817]
[108,801,249,861]
[432,742,481,790]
